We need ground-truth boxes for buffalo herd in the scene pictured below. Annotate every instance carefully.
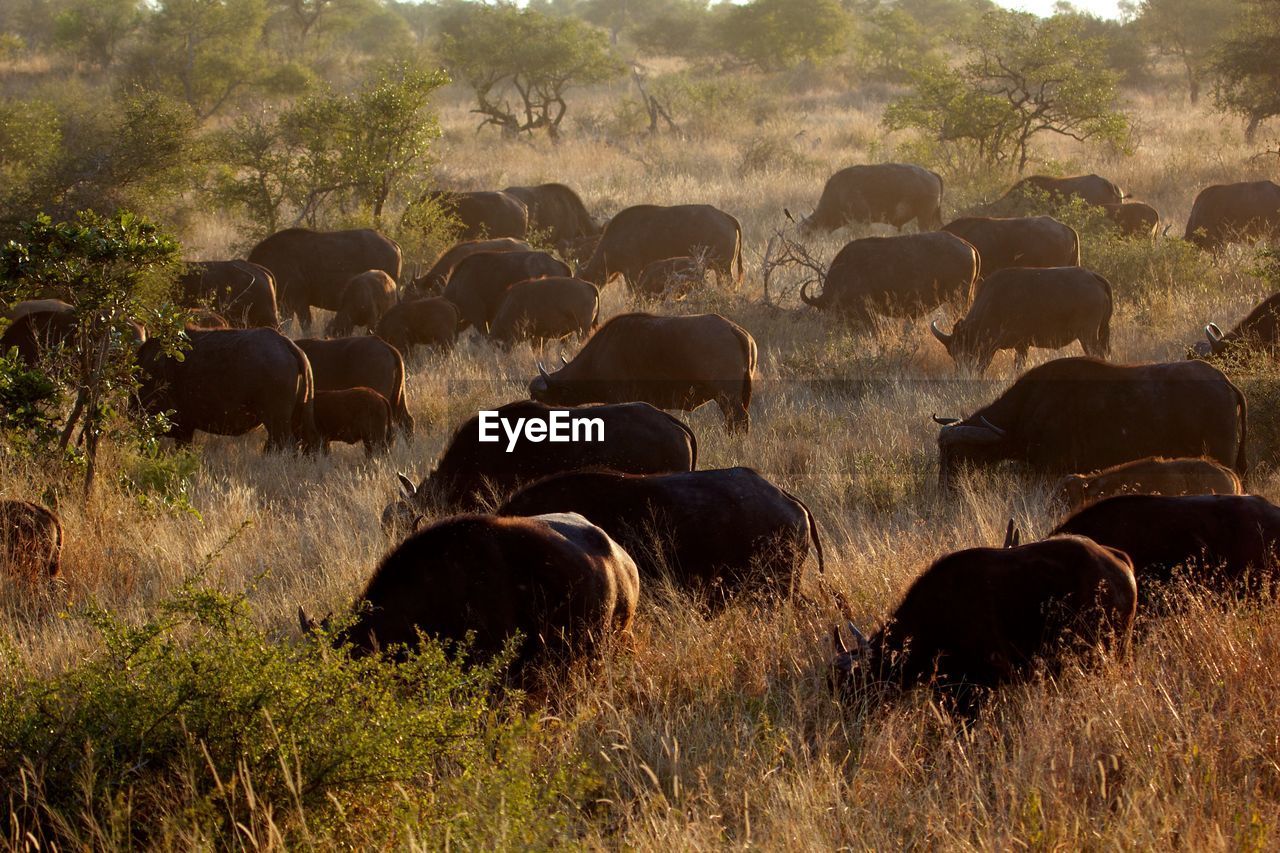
[7,164,1280,716]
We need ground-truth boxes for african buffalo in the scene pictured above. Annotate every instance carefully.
[178,260,279,328]
[930,267,1112,372]
[578,204,743,289]
[443,250,571,332]
[502,183,599,247]
[529,313,757,433]
[1054,456,1242,512]
[374,298,458,357]
[247,228,401,329]
[800,232,978,325]
[314,388,392,456]
[296,336,414,437]
[1052,494,1280,603]
[384,400,697,523]
[327,270,397,337]
[1102,201,1160,239]
[933,357,1248,491]
[830,535,1136,710]
[488,277,599,346]
[993,174,1124,211]
[137,328,320,453]
[1,499,62,582]
[0,309,77,365]
[412,237,532,295]
[426,189,529,240]
[941,216,1079,280]
[1197,293,1280,357]
[799,163,943,233]
[635,257,705,298]
[498,467,822,601]
[301,512,639,687]
[1184,181,1280,250]
[4,299,72,321]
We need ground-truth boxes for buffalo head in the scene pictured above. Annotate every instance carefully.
[829,621,872,695]
[381,472,425,536]
[1054,473,1090,510]
[934,414,1009,491]
[528,359,571,403]
[931,319,994,373]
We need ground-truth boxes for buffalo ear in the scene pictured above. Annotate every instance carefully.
[847,621,871,655]
[1002,518,1021,548]
[397,473,416,501]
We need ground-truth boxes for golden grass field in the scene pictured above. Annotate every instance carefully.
[5,77,1280,848]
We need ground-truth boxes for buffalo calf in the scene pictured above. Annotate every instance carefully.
[635,257,705,298]
[314,388,392,456]
[375,298,458,357]
[488,276,599,346]
[327,270,397,336]
[1055,456,1242,512]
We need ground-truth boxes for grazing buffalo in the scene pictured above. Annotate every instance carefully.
[247,228,401,329]
[4,299,72,321]
[933,357,1248,491]
[443,250,571,332]
[427,190,529,240]
[313,388,392,456]
[993,174,1124,211]
[178,260,279,328]
[1,500,62,582]
[296,336,414,437]
[830,535,1136,710]
[327,270,397,336]
[488,277,599,346]
[930,267,1112,372]
[502,183,598,247]
[1052,494,1280,602]
[301,512,639,687]
[374,298,458,357]
[137,328,320,453]
[412,237,531,295]
[635,257,705,298]
[941,216,1079,280]
[800,232,978,325]
[1055,456,1242,512]
[1184,180,1280,250]
[530,313,757,432]
[384,400,697,524]
[579,204,743,289]
[1197,293,1280,357]
[499,467,823,601]
[1102,201,1160,238]
[799,163,943,233]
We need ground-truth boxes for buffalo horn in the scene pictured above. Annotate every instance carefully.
[847,621,871,653]
[929,320,953,345]
[932,414,960,426]
[1206,323,1224,342]
[537,361,550,381]
[979,416,1007,437]
[833,625,848,655]
[799,281,822,307]
[784,207,795,222]
[297,606,316,635]
[397,472,416,501]
[559,354,569,366]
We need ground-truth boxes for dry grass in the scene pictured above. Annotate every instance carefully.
[5,81,1280,848]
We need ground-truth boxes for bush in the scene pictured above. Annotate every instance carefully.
[0,581,588,847]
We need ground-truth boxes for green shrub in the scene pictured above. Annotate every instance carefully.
[119,444,202,517]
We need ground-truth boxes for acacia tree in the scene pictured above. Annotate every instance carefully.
[884,11,1128,171]
[1212,0,1280,142]
[719,0,852,71]
[439,4,623,140]
[1138,0,1234,104]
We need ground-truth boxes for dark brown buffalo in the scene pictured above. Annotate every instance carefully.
[178,260,280,328]
[635,256,705,297]
[930,267,1112,373]
[1103,201,1160,238]
[247,228,402,329]
[1054,456,1242,512]
[830,535,1136,709]
[327,270,398,337]
[488,277,599,346]
[933,357,1248,491]
[502,183,598,247]
[800,232,978,325]
[4,299,73,321]
[412,237,532,295]
[374,298,458,357]
[1197,292,1280,357]
[1,499,62,582]
[301,512,639,686]
[0,309,77,364]
[578,204,743,289]
[442,250,571,332]
[384,400,698,523]
[296,336,414,437]
[427,190,529,240]
[1184,181,1280,250]
[1052,494,1280,603]
[799,163,943,233]
[137,328,320,452]
[498,467,823,601]
[313,388,392,456]
[993,174,1124,211]
[941,216,1079,280]
[529,313,757,433]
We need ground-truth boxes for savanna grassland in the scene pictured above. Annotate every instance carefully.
[6,62,1280,849]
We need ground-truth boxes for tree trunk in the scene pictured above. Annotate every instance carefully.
[1246,115,1262,143]
[1187,65,1200,105]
